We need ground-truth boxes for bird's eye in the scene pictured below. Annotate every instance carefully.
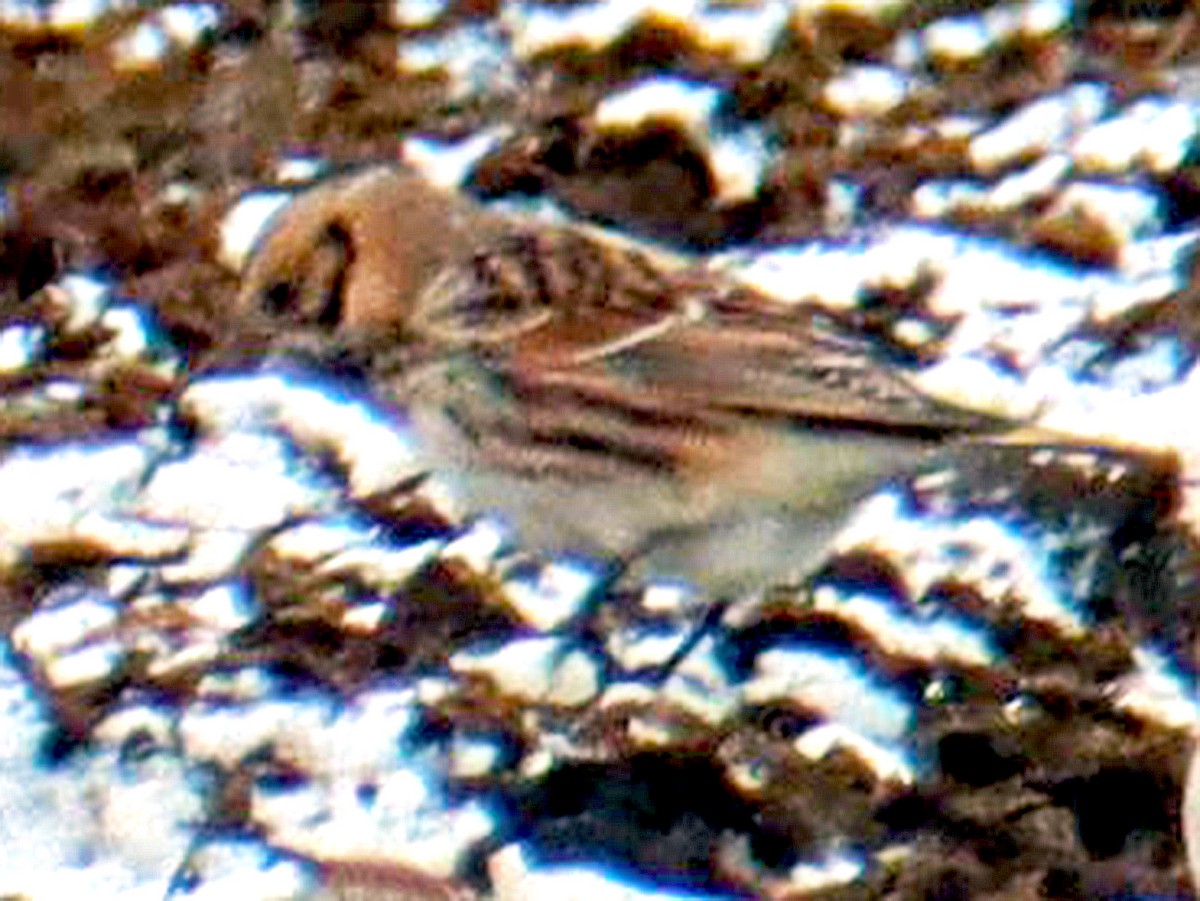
[254,223,350,332]
[263,280,299,316]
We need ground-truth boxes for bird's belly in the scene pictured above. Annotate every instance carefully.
[413,400,934,594]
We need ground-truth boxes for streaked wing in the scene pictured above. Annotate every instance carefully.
[394,263,1010,485]
[504,305,1006,435]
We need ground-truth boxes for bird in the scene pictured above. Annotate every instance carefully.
[234,164,1019,595]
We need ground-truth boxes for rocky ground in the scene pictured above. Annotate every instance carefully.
[4,0,1200,898]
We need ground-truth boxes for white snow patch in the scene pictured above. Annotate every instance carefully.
[502,557,601,631]
[1073,97,1198,175]
[219,191,294,271]
[0,439,188,566]
[592,77,771,203]
[0,324,44,372]
[405,129,509,190]
[490,843,716,901]
[179,372,425,498]
[810,585,996,668]
[451,636,601,707]
[839,491,1086,635]
[743,645,915,742]
[796,723,914,784]
[823,65,913,118]
[970,83,1108,173]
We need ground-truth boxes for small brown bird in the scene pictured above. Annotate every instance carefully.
[236,165,1012,593]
